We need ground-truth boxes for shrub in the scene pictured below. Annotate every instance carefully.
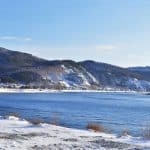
[49,113,59,125]
[28,118,44,125]
[143,127,150,139]
[6,112,19,118]
[119,129,130,137]
[86,123,105,132]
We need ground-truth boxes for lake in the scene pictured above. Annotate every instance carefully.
[0,92,149,137]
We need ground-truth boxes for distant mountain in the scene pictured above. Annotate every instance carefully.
[80,61,150,91]
[128,66,150,72]
[0,47,98,90]
[128,66,150,82]
[0,47,48,66]
[0,47,150,91]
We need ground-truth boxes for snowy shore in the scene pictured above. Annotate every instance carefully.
[0,116,149,150]
[0,88,147,94]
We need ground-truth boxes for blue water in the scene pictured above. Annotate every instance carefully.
[0,92,149,136]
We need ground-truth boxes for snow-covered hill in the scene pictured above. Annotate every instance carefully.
[0,47,150,91]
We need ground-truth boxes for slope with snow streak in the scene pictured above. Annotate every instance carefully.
[0,116,149,150]
[42,64,99,89]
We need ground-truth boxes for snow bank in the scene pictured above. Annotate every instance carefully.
[0,88,148,94]
[0,116,149,150]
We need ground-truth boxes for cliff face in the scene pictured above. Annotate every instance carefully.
[0,47,150,91]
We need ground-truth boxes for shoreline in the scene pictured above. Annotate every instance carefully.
[0,116,149,150]
[0,88,148,94]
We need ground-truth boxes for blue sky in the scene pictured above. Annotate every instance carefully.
[0,0,150,67]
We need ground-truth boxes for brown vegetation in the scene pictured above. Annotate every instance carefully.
[6,112,19,118]
[86,123,105,132]
[143,126,150,139]
[119,129,130,137]
[28,118,44,125]
[49,113,59,125]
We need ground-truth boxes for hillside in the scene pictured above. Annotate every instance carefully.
[0,47,149,91]
[80,61,150,91]
[128,66,150,82]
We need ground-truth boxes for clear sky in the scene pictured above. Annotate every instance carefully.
[0,0,150,67]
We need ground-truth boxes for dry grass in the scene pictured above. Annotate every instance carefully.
[119,129,130,137]
[6,112,20,118]
[28,118,44,125]
[49,113,59,125]
[86,123,105,132]
[143,127,150,139]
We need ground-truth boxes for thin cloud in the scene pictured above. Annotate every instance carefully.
[95,45,117,50]
[47,45,117,51]
[0,36,17,40]
[0,36,32,42]
[24,37,32,41]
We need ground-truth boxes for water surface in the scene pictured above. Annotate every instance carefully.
[0,92,149,136]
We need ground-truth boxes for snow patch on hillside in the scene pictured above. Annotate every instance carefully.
[126,78,150,91]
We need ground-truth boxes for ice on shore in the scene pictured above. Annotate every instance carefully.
[0,88,147,93]
[0,116,149,150]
